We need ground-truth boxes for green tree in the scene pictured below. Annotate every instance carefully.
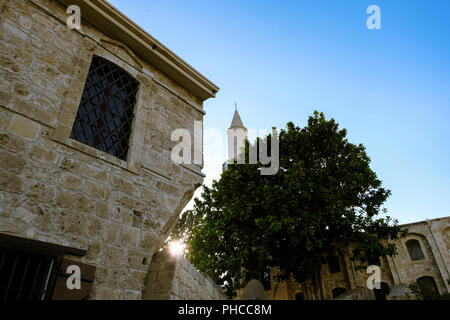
[170,209,200,251]
[175,111,406,298]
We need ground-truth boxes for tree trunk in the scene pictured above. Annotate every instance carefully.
[313,269,324,300]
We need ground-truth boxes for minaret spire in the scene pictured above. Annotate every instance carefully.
[223,103,248,171]
[229,107,246,131]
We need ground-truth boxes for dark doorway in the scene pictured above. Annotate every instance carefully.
[295,292,305,300]
[417,276,440,300]
[332,287,346,299]
[373,282,390,300]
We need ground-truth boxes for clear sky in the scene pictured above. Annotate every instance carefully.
[108,0,450,224]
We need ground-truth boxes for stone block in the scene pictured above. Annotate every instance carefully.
[96,202,111,219]
[0,133,27,152]
[60,174,84,191]
[30,145,58,164]
[0,150,27,174]
[7,114,40,141]
[103,245,126,267]
[0,171,23,193]
[121,225,139,248]
[26,181,55,202]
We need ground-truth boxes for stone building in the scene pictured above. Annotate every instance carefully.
[261,216,450,300]
[0,0,219,300]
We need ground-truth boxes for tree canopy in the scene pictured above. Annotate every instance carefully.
[172,111,406,298]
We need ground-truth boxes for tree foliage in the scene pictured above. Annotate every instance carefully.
[173,111,406,298]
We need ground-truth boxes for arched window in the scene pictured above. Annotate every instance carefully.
[373,282,390,300]
[405,239,425,261]
[332,287,346,299]
[417,276,440,300]
[327,254,341,273]
[70,56,139,161]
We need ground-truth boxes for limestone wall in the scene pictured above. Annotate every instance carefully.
[261,217,449,300]
[144,249,227,300]
[387,217,450,295]
[312,217,449,299]
[0,0,208,299]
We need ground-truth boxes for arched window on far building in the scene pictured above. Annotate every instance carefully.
[332,287,346,299]
[417,276,440,300]
[405,239,425,261]
[327,254,341,274]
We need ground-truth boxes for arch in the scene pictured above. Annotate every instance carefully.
[295,292,305,300]
[416,276,440,300]
[373,282,390,300]
[405,239,425,261]
[100,38,144,70]
[332,287,346,299]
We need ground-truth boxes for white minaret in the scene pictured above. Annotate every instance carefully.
[223,107,247,171]
[229,108,247,131]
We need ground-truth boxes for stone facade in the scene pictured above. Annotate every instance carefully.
[0,0,218,300]
[260,216,450,300]
[144,248,226,300]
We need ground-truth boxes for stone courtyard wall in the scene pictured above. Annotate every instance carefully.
[143,249,227,300]
[261,217,449,300]
[0,0,210,299]
[386,217,450,294]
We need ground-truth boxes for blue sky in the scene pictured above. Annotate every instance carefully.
[108,0,450,224]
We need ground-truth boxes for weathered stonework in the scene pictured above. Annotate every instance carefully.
[256,217,450,300]
[0,0,218,300]
[143,248,226,300]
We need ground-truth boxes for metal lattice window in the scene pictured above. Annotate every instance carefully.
[406,239,425,261]
[70,56,139,161]
[0,247,56,300]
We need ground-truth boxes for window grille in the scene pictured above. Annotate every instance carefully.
[0,247,55,300]
[70,56,139,161]
[406,239,425,261]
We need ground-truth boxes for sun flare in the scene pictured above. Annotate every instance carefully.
[168,240,185,256]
